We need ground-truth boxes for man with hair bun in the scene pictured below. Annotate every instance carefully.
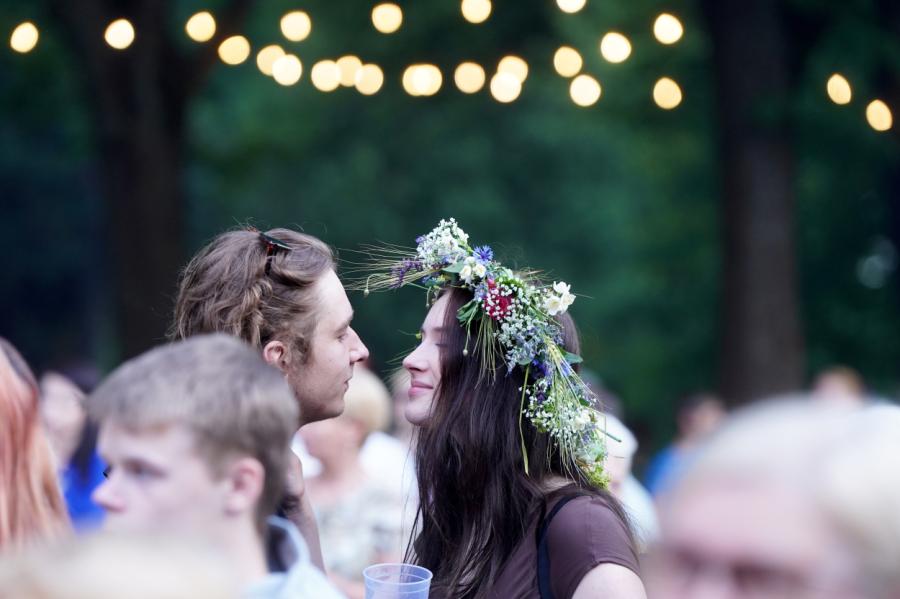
[172,228,369,425]
[171,227,370,568]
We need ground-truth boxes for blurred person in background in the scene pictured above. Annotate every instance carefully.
[811,365,867,407]
[385,366,415,447]
[356,370,416,497]
[649,399,900,599]
[643,391,725,497]
[171,227,369,568]
[301,367,407,598]
[603,414,659,553]
[582,371,625,420]
[86,334,343,598]
[0,338,70,553]
[358,367,416,500]
[0,533,238,599]
[39,366,105,531]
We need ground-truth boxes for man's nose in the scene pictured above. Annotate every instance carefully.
[350,328,370,363]
[91,476,125,512]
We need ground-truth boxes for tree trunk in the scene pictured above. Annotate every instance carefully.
[51,0,252,358]
[702,0,805,404]
[51,0,184,358]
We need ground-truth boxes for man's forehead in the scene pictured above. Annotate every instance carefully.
[316,271,353,322]
[100,420,195,453]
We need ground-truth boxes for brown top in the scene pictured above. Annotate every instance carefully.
[488,494,640,599]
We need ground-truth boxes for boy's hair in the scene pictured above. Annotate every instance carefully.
[171,228,335,364]
[87,334,298,531]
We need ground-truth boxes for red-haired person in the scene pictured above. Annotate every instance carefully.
[0,338,70,552]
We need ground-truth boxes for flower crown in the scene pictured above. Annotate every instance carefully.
[355,218,611,488]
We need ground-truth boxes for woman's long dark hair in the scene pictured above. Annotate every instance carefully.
[407,287,633,598]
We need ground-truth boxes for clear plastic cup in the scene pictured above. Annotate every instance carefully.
[363,563,433,599]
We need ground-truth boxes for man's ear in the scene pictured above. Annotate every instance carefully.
[222,457,265,517]
[262,340,287,370]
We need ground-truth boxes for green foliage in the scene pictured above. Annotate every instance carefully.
[793,2,900,392]
[0,4,107,368]
[1,0,898,450]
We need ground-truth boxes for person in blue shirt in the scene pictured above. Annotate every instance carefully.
[643,392,726,497]
[39,369,106,531]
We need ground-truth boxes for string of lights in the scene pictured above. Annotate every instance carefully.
[5,4,895,130]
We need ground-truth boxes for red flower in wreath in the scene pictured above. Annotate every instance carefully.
[483,279,512,320]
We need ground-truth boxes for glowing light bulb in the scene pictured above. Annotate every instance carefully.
[826,74,852,105]
[272,54,302,86]
[256,45,285,76]
[402,66,418,96]
[372,3,403,34]
[414,64,443,96]
[866,99,893,132]
[489,72,521,103]
[461,0,492,24]
[455,62,486,93]
[218,35,250,65]
[280,11,311,42]
[653,13,683,45]
[10,22,39,53]
[557,0,586,13]
[355,63,384,95]
[570,74,601,107]
[311,60,341,92]
[498,55,528,83]
[402,65,442,96]
[337,55,363,87]
[553,46,582,77]
[653,77,682,109]
[599,32,631,63]
[105,18,135,50]
[185,11,216,42]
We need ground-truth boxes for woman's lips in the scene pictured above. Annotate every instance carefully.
[408,381,433,399]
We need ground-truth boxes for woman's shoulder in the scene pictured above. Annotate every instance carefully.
[543,493,639,575]
[539,493,640,598]
[545,493,628,535]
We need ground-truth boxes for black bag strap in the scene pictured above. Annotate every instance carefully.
[536,494,583,599]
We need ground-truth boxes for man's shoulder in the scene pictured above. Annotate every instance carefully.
[244,518,346,599]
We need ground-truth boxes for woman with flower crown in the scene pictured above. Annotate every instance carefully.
[357,219,646,599]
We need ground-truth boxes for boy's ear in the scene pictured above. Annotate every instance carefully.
[262,340,287,369]
[222,457,265,517]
